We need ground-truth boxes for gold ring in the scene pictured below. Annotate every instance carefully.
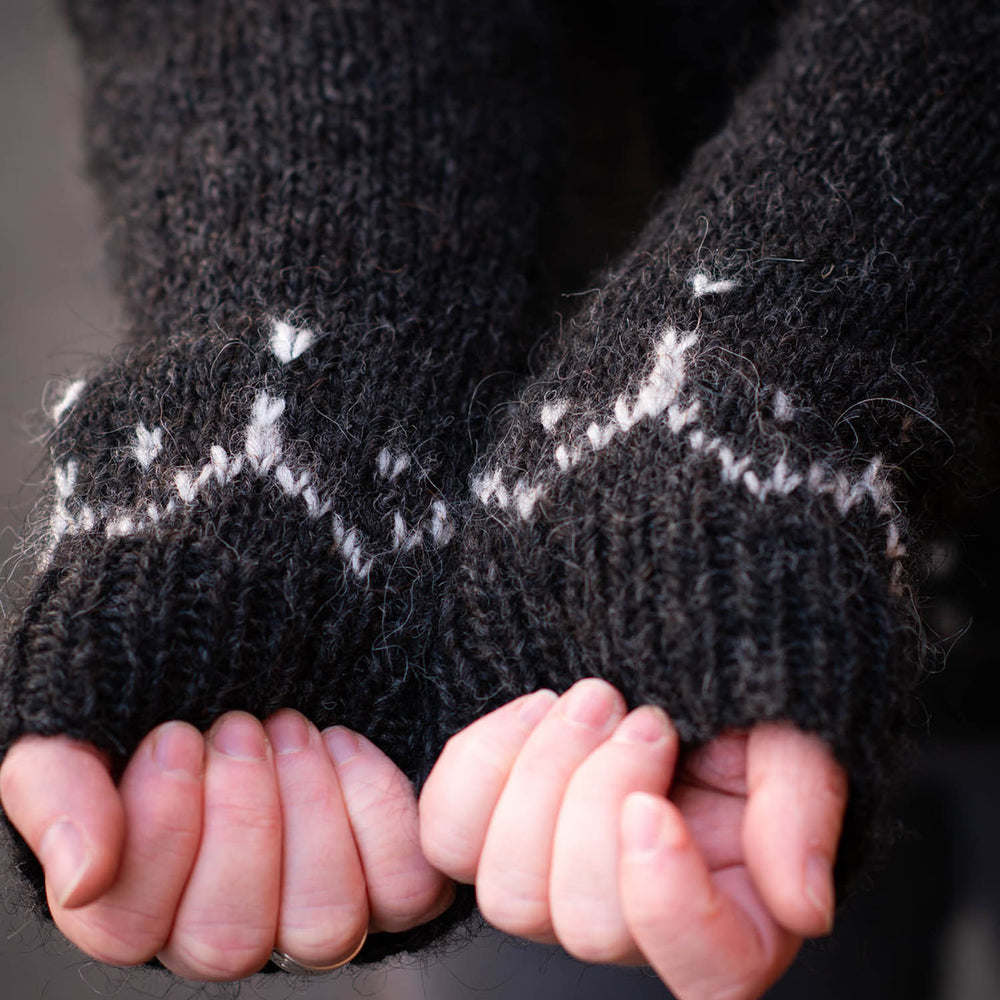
[271,928,368,975]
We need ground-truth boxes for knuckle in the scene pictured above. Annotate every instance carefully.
[60,906,165,967]
[551,896,631,964]
[280,901,368,961]
[169,923,274,981]
[560,929,632,966]
[476,873,551,939]
[367,870,442,932]
[419,818,479,882]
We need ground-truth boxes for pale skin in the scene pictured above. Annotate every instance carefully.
[0,679,848,998]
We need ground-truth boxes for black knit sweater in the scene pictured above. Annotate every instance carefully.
[1,0,998,969]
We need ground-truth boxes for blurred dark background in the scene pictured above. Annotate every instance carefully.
[1,0,997,997]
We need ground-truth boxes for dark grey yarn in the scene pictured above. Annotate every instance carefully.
[1,0,998,972]
[0,0,561,962]
[443,0,1000,885]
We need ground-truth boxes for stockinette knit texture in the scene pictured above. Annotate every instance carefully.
[0,0,560,961]
[442,0,1000,882]
[0,0,997,972]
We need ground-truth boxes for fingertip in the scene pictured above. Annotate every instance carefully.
[510,689,559,727]
[745,724,846,938]
[322,725,364,767]
[150,721,205,779]
[1,737,126,910]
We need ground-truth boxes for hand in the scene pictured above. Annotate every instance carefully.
[0,711,453,981]
[419,679,847,1000]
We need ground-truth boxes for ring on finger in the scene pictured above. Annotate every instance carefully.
[271,927,368,975]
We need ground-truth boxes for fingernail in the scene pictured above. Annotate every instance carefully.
[560,679,617,729]
[621,794,664,857]
[269,711,311,756]
[39,819,91,908]
[324,726,362,766]
[211,714,268,761]
[515,689,558,726]
[154,723,203,777]
[805,854,835,933]
[612,705,670,744]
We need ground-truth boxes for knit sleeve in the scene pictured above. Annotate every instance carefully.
[0,0,559,964]
[444,0,1000,883]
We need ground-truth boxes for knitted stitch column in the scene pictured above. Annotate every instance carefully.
[442,0,1000,880]
[2,0,997,968]
[0,0,558,958]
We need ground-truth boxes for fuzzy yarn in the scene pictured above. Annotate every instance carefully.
[2,0,998,970]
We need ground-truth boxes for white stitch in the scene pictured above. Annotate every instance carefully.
[195,463,216,491]
[688,429,706,451]
[691,273,738,298]
[301,487,330,518]
[769,456,803,496]
[668,400,701,433]
[586,421,617,450]
[133,424,164,470]
[276,464,310,496]
[429,500,453,545]
[270,319,316,363]
[807,462,827,492]
[473,468,510,508]
[376,448,412,480]
[79,505,96,531]
[616,327,697,430]
[340,528,373,579]
[717,446,752,483]
[331,513,346,547]
[554,443,583,470]
[831,472,854,515]
[513,478,543,519]
[106,515,136,538]
[175,471,199,503]
[50,503,74,540]
[51,379,85,422]
[211,446,243,484]
[54,461,79,499]
[743,469,764,498]
[772,389,794,423]
[540,400,569,432]
[245,391,285,474]
[392,511,408,550]
[860,456,892,511]
[341,528,361,560]
[614,394,638,432]
[147,503,161,524]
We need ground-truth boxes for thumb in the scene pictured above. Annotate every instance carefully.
[1,735,125,909]
[743,722,847,938]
